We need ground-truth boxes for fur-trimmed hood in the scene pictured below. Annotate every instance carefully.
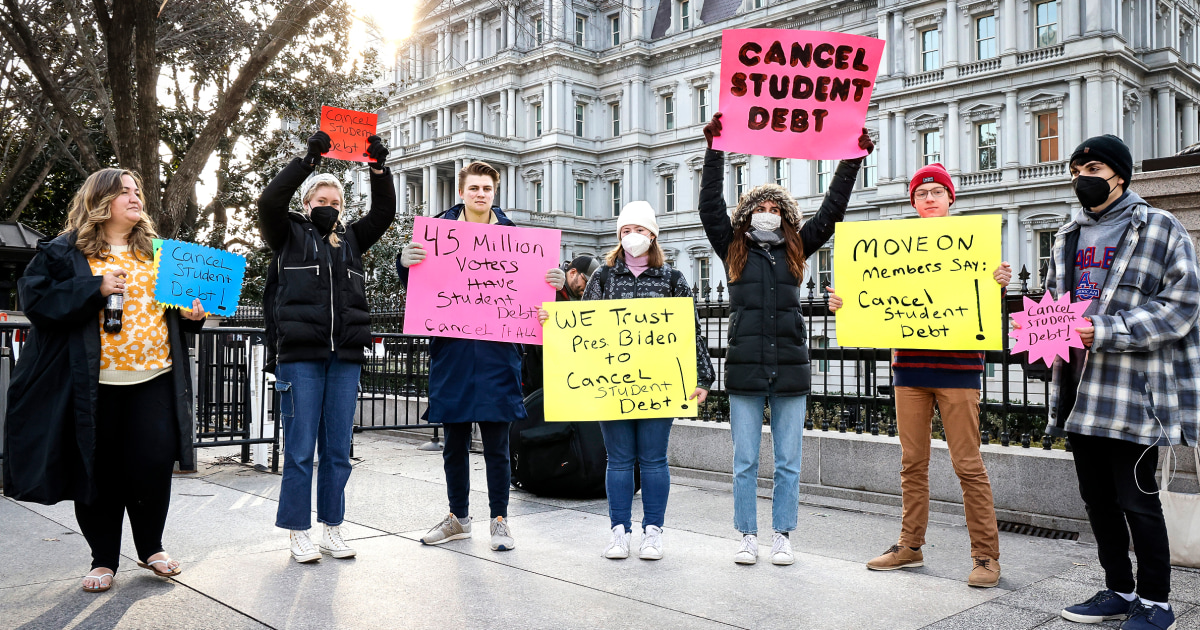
[732,184,802,230]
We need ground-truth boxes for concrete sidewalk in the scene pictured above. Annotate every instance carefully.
[2,432,1198,630]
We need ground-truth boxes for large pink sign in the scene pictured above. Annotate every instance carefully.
[713,29,884,160]
[403,216,561,344]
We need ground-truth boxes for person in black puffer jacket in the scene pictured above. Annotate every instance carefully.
[258,130,395,563]
[699,113,872,567]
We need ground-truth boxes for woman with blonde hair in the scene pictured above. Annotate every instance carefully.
[4,168,207,592]
[258,130,395,562]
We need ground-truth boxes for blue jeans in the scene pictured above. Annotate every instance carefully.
[729,393,807,534]
[599,418,673,533]
[274,353,362,530]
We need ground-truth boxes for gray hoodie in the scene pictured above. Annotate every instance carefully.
[1071,190,1142,317]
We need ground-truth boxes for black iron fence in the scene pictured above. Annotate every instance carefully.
[0,276,1060,473]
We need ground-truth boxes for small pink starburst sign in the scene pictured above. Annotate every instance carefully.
[1009,292,1091,367]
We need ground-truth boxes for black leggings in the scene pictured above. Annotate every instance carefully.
[1068,432,1171,602]
[75,374,179,570]
[442,422,510,520]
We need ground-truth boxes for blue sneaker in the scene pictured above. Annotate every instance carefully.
[1062,590,1134,623]
[1121,603,1176,630]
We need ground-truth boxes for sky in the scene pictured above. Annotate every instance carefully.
[193,0,419,225]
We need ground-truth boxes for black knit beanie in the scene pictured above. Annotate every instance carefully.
[1070,135,1133,189]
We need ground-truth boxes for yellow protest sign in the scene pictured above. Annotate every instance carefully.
[833,215,1003,350]
[543,297,699,422]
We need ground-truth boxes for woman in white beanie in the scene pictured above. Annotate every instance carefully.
[540,201,716,561]
[699,113,873,566]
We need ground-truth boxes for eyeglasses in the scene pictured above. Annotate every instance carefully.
[913,188,948,200]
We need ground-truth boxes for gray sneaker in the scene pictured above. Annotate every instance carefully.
[420,513,471,545]
[490,516,515,551]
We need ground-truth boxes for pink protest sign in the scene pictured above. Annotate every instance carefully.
[1008,292,1091,367]
[403,216,561,344]
[713,29,884,160]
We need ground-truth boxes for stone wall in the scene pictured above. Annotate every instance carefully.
[1135,165,1200,250]
[667,419,1200,537]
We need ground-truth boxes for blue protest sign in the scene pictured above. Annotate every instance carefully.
[153,240,246,316]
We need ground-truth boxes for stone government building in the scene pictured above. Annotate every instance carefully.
[366,0,1200,314]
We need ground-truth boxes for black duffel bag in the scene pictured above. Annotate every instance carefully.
[510,388,609,498]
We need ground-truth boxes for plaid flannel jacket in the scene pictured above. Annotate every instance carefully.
[1046,197,1200,446]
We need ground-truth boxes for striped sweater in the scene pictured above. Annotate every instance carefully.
[891,350,984,389]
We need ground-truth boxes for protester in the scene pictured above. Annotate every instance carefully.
[522,254,601,395]
[827,162,1012,587]
[3,168,206,592]
[698,113,873,565]
[258,130,395,563]
[1040,135,1198,630]
[397,161,566,552]
[538,201,716,560]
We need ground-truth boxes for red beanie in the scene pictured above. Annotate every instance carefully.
[909,163,955,206]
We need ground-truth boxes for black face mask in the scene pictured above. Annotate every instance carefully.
[1072,173,1117,209]
[309,206,339,235]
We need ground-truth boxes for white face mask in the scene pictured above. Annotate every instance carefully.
[750,213,782,232]
[621,232,653,257]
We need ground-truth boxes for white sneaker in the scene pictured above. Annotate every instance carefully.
[289,530,321,563]
[490,516,515,551]
[770,532,795,566]
[640,525,664,560]
[603,525,630,559]
[320,525,356,559]
[734,534,758,565]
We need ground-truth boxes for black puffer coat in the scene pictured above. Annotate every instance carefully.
[698,148,860,396]
[258,158,395,364]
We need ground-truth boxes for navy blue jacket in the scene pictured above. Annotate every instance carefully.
[396,205,527,424]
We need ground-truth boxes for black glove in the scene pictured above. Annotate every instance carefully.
[365,135,389,170]
[304,131,332,167]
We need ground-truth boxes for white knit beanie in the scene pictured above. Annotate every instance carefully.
[299,173,345,208]
[616,201,659,236]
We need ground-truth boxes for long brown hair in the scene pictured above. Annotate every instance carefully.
[725,218,806,284]
[63,168,158,261]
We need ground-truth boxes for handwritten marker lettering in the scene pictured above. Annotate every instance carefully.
[714,29,884,160]
[543,297,699,422]
[833,215,1003,351]
[404,216,560,344]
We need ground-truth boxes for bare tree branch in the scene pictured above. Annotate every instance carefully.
[68,0,122,163]
[0,0,101,171]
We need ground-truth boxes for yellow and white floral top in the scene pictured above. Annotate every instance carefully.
[88,244,172,385]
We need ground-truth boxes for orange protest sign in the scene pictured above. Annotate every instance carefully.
[320,106,377,162]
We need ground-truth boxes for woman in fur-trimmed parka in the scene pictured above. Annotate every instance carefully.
[698,113,873,566]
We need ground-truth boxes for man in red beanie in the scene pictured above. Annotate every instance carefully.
[827,163,1013,587]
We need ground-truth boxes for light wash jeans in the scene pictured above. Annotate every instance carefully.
[728,392,807,535]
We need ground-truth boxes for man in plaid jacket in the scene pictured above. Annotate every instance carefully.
[1045,135,1200,630]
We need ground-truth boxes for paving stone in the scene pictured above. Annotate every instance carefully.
[0,576,270,629]
[921,601,1055,630]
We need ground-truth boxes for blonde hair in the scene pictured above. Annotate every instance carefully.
[301,174,345,248]
[603,239,665,268]
[63,168,157,261]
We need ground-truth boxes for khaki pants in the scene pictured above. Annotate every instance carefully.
[895,386,1000,560]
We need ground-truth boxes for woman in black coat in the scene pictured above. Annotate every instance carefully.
[258,131,394,563]
[698,114,873,566]
[3,168,206,592]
